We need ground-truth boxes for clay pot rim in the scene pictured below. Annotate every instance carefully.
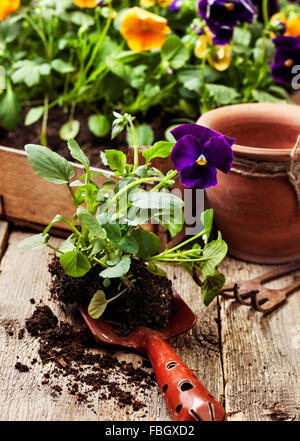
[198,103,300,162]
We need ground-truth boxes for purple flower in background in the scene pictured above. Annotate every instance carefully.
[270,36,300,85]
[193,24,204,35]
[171,124,235,188]
[169,0,182,12]
[198,0,256,45]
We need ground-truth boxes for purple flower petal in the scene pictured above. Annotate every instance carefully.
[203,135,235,174]
[180,164,218,188]
[171,134,202,172]
[198,0,255,45]
[171,123,220,143]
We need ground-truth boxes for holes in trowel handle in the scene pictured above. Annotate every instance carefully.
[175,404,182,415]
[178,380,194,392]
[162,384,168,394]
[166,361,178,370]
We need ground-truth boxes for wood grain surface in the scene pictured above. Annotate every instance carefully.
[0,224,299,421]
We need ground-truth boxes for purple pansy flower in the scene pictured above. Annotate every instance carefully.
[169,0,182,12]
[170,124,235,188]
[270,36,300,85]
[198,0,256,45]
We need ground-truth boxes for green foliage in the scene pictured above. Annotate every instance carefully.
[0,1,291,141]
[20,113,229,315]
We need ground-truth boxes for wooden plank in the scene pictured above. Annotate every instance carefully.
[0,221,9,261]
[0,231,223,421]
[219,258,300,421]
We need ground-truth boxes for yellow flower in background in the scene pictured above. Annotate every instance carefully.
[0,0,20,21]
[140,0,172,7]
[194,35,208,58]
[120,7,171,51]
[270,12,300,37]
[194,27,231,71]
[208,45,232,71]
[74,0,98,8]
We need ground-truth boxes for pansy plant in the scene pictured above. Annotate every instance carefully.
[19,115,234,316]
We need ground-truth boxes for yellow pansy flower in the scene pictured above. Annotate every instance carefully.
[74,0,98,7]
[140,0,172,7]
[0,0,20,21]
[208,45,232,71]
[271,12,300,37]
[194,28,231,71]
[120,7,171,51]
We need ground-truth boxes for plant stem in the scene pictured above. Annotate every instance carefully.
[40,95,49,146]
[129,118,139,171]
[104,176,166,212]
[262,0,270,27]
[150,170,178,192]
[47,243,63,254]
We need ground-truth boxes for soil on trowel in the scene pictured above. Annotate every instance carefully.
[48,257,175,335]
[20,304,157,413]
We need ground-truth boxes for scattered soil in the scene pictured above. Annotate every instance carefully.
[0,106,174,169]
[21,304,156,412]
[48,257,175,335]
[15,362,30,373]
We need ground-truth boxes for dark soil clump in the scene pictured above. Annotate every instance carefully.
[23,305,156,411]
[15,362,30,373]
[49,257,175,334]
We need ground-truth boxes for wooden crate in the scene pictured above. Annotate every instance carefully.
[0,145,185,248]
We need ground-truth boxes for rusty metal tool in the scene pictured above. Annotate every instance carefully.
[221,261,300,313]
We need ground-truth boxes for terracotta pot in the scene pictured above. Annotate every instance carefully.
[198,103,300,264]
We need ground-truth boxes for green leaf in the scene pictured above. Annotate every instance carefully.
[206,84,240,105]
[0,83,21,130]
[60,250,91,277]
[146,262,167,277]
[51,59,75,73]
[117,235,139,254]
[126,124,154,147]
[142,141,175,165]
[43,214,70,236]
[18,233,49,251]
[11,60,51,87]
[131,228,161,258]
[161,35,189,70]
[200,232,228,276]
[202,270,226,306]
[25,144,75,184]
[77,207,106,239]
[88,114,110,137]
[130,190,184,210]
[59,120,80,141]
[88,290,108,319]
[68,138,90,169]
[159,210,184,237]
[99,255,131,278]
[97,213,122,242]
[251,89,286,103]
[104,149,127,174]
[24,106,44,126]
[201,208,214,244]
[58,236,76,254]
[68,11,95,29]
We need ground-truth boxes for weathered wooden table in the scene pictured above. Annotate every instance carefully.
[0,221,299,421]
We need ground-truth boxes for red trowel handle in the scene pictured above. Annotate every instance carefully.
[142,329,226,421]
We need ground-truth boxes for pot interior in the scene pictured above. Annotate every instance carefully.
[199,104,300,153]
